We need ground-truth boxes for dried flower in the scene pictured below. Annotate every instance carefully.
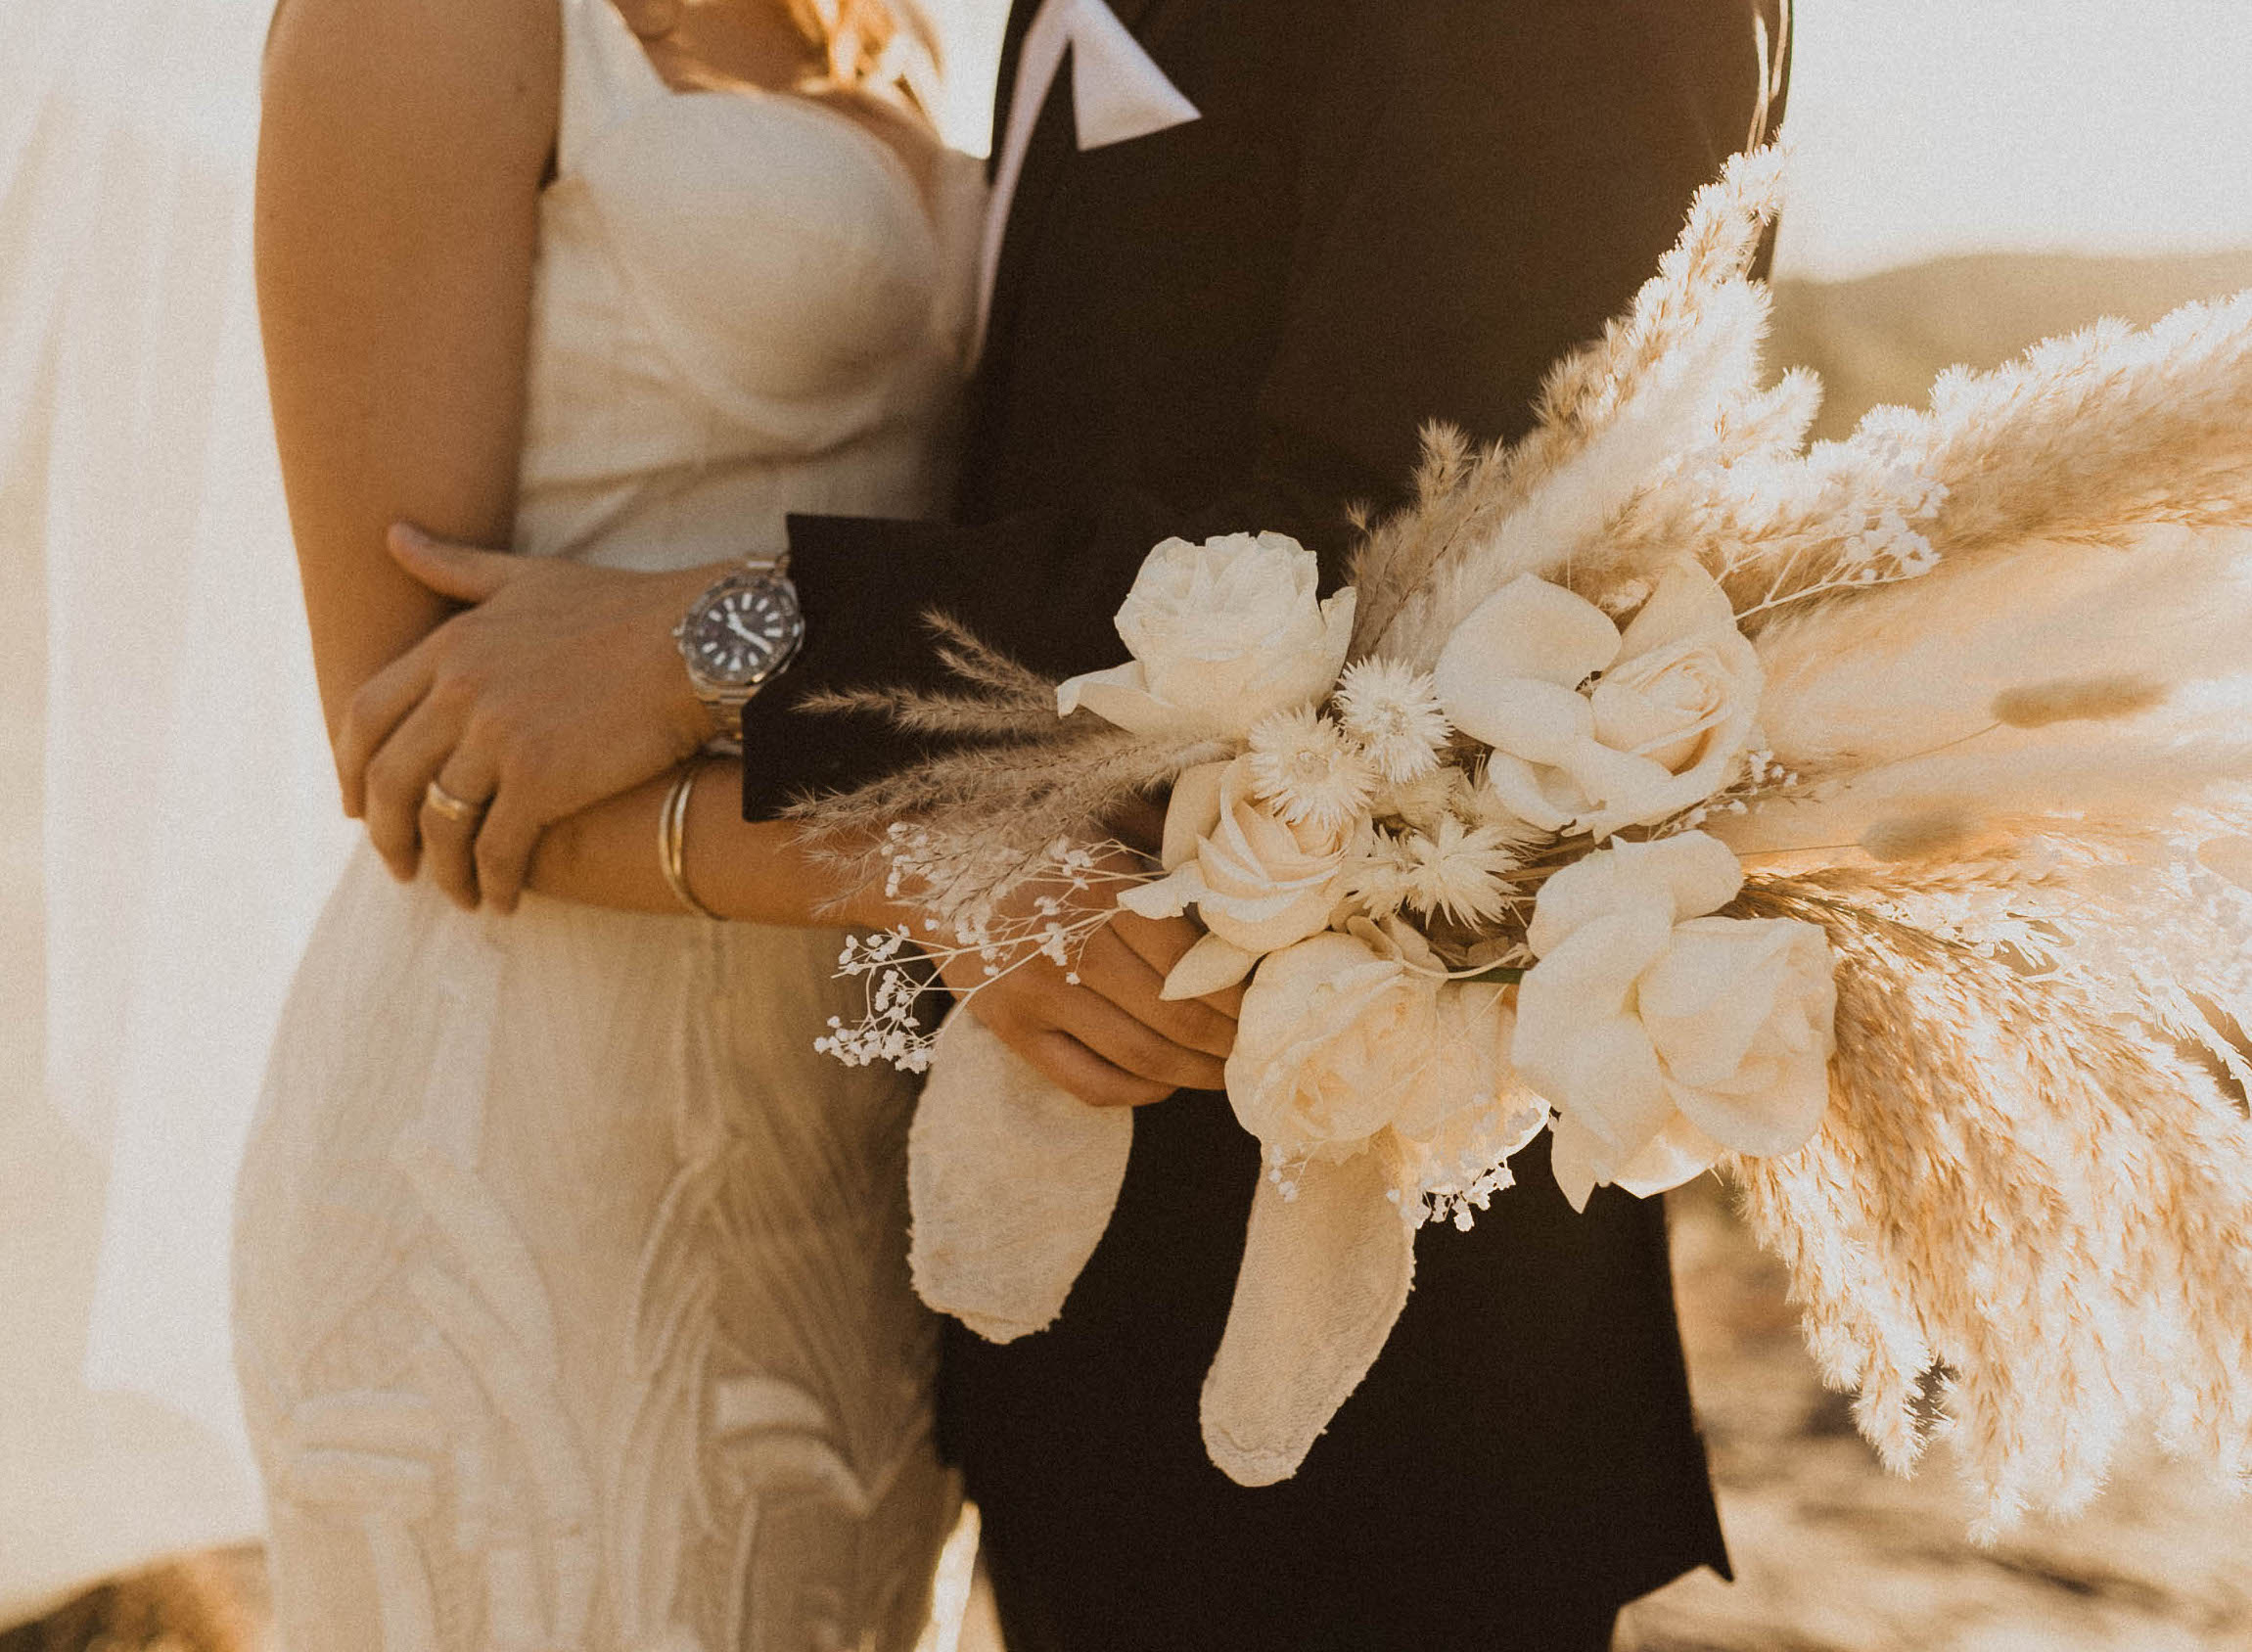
[1334,658,1452,782]
[1246,707,1377,835]
[1393,814,1521,927]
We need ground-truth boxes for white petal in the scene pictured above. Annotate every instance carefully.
[1446,676,1598,763]
[1232,595,1356,726]
[1567,833,1741,931]
[1642,831,1748,922]
[1512,912,1675,1160]
[1638,919,1794,1088]
[1117,864,1203,920]
[1614,562,1740,658]
[1318,587,1359,671]
[1162,761,1230,871]
[909,1015,1133,1342]
[1055,663,1183,736]
[1608,1110,1725,1198]
[1479,753,1586,835]
[1655,921,1837,1158]
[1439,574,1622,692]
[1162,932,1263,1000]
[1546,1113,1603,1214]
[1201,1150,1417,1486]
[1201,881,1343,955]
[1524,847,1655,959]
[1554,1015,1675,1161]
[1547,740,1681,841]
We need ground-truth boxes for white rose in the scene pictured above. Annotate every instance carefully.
[1434,564,1762,840]
[1118,757,1355,997]
[1225,925,1545,1178]
[1511,832,1836,1211]
[1057,532,1357,740]
[1391,974,1549,1183]
[1223,932,1441,1163]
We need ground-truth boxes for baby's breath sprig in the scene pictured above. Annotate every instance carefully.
[816,832,1159,1073]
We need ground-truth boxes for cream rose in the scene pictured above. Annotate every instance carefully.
[1057,532,1356,740]
[1390,972,1549,1189]
[1225,925,1546,1179]
[1434,564,1762,841]
[1223,932,1441,1164]
[1511,832,1836,1210]
[1118,756,1355,997]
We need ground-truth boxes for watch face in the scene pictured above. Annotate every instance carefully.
[686,576,804,688]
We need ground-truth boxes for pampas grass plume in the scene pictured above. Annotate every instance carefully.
[1993,674,2170,729]
[1860,808,1985,863]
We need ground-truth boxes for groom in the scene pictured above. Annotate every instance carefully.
[391,0,1789,1642]
[744,3,1786,1644]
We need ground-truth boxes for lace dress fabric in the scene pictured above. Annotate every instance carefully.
[231,5,984,1647]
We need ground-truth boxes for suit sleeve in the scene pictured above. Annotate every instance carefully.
[745,0,1781,820]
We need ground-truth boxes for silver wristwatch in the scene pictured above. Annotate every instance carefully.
[673,554,806,746]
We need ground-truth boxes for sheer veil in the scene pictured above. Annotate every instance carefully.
[1,0,352,1609]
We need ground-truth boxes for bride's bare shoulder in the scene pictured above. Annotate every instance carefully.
[261,0,562,180]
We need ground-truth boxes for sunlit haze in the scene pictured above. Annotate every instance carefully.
[925,0,2252,281]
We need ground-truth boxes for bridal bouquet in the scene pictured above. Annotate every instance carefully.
[807,149,2252,1530]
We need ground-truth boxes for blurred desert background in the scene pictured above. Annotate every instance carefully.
[9,249,2252,1652]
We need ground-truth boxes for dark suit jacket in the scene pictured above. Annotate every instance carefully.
[749,2,1786,1644]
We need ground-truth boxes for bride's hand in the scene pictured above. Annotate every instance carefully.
[341,524,723,912]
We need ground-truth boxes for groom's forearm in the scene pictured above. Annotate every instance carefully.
[739,506,1143,818]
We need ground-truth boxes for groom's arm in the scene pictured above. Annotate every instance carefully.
[744,0,1783,818]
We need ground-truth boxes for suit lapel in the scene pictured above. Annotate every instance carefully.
[980,0,1200,371]
[988,0,1172,176]
[988,0,1043,182]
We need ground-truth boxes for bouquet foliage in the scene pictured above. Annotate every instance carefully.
[807,151,2252,1529]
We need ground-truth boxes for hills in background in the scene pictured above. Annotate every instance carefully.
[1769,248,2252,439]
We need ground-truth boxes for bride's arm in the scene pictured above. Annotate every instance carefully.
[257,0,559,841]
[261,0,722,903]
[519,756,864,927]
[528,762,1239,1105]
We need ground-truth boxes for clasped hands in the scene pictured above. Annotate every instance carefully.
[343,523,1235,1108]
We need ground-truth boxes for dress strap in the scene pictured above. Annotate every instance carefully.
[556,0,671,175]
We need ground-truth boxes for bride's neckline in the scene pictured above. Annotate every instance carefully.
[593,0,944,220]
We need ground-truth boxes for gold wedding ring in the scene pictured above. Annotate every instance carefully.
[424,779,485,825]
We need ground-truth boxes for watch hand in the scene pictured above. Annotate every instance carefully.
[723,612,761,644]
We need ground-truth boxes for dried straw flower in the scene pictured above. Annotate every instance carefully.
[1392,815,1521,926]
[1334,658,1451,782]
[1246,707,1377,835]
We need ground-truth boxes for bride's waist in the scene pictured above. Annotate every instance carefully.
[513,427,951,573]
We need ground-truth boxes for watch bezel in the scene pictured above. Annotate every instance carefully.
[678,567,806,697]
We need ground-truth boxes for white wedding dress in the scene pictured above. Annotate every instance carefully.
[231,4,984,1647]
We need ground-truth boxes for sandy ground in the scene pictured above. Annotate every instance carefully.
[1617,1182,2252,1652]
[11,252,2252,1648]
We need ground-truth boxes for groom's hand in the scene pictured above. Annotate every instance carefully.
[932,890,1239,1109]
[342,524,723,912]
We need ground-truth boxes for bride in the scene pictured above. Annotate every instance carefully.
[229,0,1219,1644]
